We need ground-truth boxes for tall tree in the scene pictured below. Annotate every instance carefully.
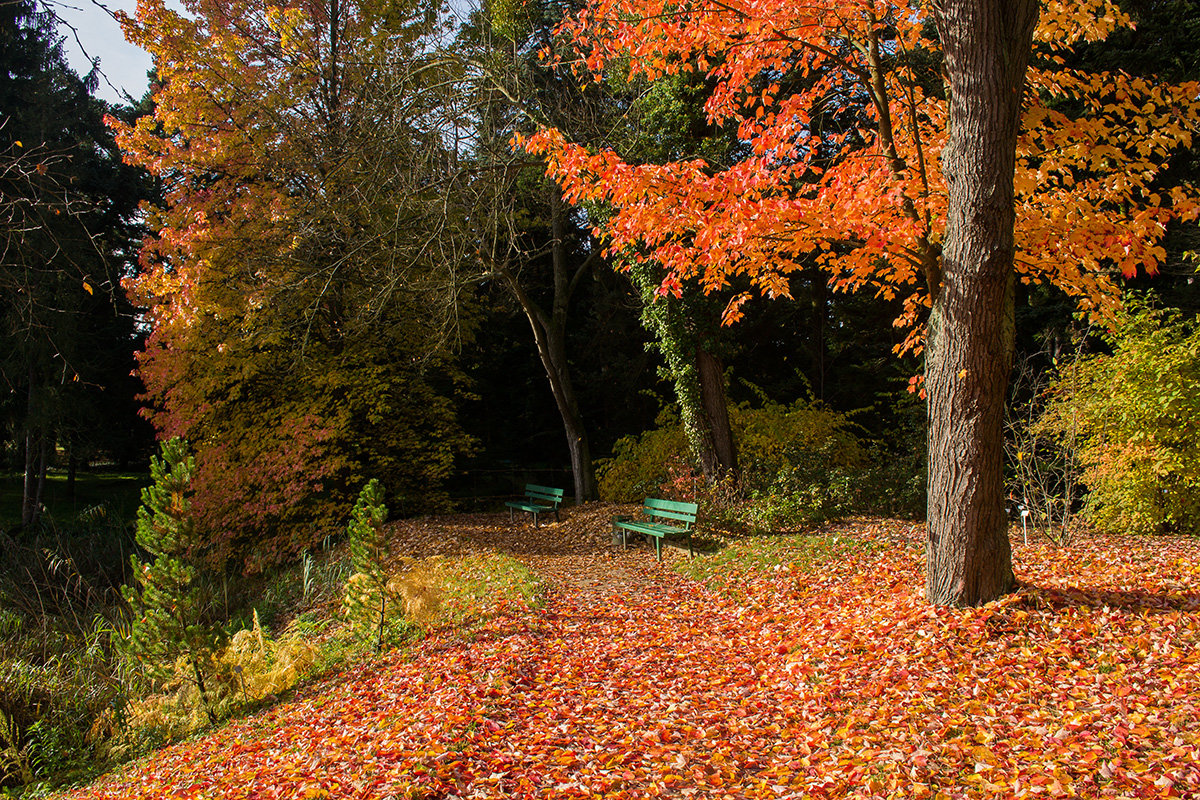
[460,0,629,502]
[113,0,476,569]
[922,0,1038,604]
[618,73,742,483]
[1,0,151,529]
[522,0,1200,604]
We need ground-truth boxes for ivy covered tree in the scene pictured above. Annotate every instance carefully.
[121,437,220,723]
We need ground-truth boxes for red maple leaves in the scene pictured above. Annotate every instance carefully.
[70,517,1200,799]
[520,0,1200,353]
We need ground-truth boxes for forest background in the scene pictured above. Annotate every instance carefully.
[1,0,1199,790]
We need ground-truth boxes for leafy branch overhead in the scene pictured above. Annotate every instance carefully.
[522,0,1199,348]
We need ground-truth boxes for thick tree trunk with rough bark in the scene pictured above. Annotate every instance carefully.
[924,0,1038,606]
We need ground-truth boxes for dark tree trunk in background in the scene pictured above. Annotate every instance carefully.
[810,266,827,402]
[924,0,1038,606]
[696,346,738,481]
[21,374,42,528]
[67,446,78,504]
[22,427,37,527]
[493,185,600,504]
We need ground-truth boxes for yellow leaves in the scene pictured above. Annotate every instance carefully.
[83,280,94,295]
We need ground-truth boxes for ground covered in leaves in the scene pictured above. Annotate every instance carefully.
[70,506,1200,798]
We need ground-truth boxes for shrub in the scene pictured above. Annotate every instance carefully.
[597,409,688,502]
[1039,300,1200,535]
[341,480,419,651]
[102,611,320,763]
[599,398,886,530]
[0,507,135,789]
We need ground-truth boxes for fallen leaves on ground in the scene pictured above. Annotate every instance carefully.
[71,510,1200,799]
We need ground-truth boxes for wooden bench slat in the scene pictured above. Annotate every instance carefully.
[644,498,698,513]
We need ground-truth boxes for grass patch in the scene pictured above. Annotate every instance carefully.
[0,470,147,531]
[676,529,881,591]
[428,553,547,629]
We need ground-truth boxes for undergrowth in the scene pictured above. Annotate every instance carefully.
[1,526,544,796]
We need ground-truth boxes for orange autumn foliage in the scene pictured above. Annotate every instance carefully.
[521,0,1200,352]
[106,0,472,571]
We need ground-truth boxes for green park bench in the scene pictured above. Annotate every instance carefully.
[505,484,564,527]
[612,498,698,561]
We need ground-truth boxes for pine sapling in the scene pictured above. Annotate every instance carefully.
[121,437,221,724]
[343,479,391,651]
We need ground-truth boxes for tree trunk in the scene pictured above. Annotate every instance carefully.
[67,446,78,504]
[33,437,49,523]
[493,184,599,504]
[696,346,738,481]
[21,375,39,528]
[924,0,1038,606]
[534,323,598,503]
[810,266,827,402]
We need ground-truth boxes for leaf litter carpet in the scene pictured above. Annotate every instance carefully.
[76,506,1200,799]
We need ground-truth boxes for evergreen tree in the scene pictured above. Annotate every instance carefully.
[1,0,153,525]
[343,479,391,651]
[348,479,388,579]
[122,438,219,723]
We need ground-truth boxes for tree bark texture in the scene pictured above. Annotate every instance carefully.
[696,347,738,481]
[538,324,597,503]
[925,0,1038,606]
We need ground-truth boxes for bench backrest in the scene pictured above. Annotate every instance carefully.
[524,484,565,506]
[643,497,698,528]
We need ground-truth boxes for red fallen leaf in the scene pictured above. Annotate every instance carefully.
[66,514,1200,800]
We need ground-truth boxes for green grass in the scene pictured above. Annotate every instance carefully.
[674,530,882,593]
[0,470,147,530]
[431,553,547,628]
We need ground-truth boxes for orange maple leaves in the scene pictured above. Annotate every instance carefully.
[522,0,1200,351]
[67,518,1200,799]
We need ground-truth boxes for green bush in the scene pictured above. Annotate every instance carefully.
[1039,300,1200,535]
[597,398,913,530]
[597,409,688,502]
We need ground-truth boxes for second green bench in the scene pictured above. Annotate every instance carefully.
[612,498,698,560]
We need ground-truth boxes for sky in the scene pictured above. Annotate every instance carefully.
[52,0,153,104]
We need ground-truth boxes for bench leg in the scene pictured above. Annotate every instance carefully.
[532,511,539,528]
[654,536,662,561]
[509,507,514,523]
